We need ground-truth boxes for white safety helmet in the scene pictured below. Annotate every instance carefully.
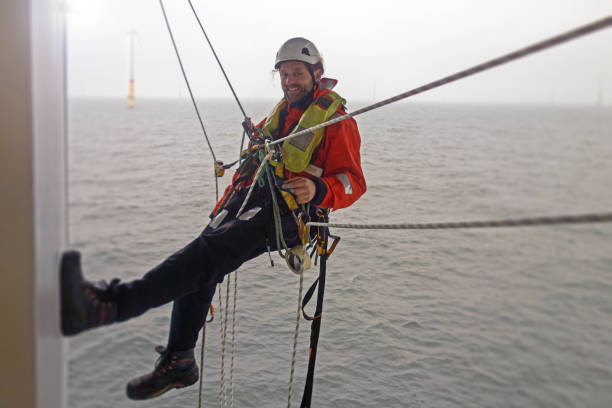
[274,37,322,69]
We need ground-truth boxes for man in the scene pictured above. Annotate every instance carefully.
[61,37,366,400]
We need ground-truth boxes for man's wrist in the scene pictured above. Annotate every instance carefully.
[310,177,327,206]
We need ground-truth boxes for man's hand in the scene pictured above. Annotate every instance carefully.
[282,177,316,204]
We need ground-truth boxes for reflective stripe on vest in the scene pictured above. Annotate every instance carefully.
[261,91,346,173]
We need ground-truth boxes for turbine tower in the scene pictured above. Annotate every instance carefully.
[128,31,137,108]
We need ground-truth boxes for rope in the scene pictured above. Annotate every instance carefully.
[158,0,220,200]
[239,130,247,166]
[159,3,223,406]
[186,0,248,121]
[63,70,70,247]
[268,15,612,148]
[236,152,273,218]
[218,284,227,408]
[229,272,238,408]
[299,224,328,408]
[186,0,252,164]
[216,276,235,408]
[181,6,249,403]
[306,212,612,230]
[224,277,232,407]
[265,166,291,257]
[157,7,611,407]
[198,323,207,408]
[287,263,305,408]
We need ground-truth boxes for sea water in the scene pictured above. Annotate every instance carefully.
[67,98,612,408]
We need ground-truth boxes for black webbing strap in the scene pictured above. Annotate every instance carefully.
[299,223,328,408]
[301,277,319,321]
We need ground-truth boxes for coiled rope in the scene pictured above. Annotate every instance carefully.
[306,212,612,230]
[268,15,612,148]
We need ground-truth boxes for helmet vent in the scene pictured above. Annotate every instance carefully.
[301,47,311,56]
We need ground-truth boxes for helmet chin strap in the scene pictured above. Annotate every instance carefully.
[305,64,320,84]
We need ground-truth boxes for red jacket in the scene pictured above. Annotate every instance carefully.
[214,80,366,212]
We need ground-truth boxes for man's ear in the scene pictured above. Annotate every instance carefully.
[313,68,323,83]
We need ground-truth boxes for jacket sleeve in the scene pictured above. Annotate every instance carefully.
[313,114,366,211]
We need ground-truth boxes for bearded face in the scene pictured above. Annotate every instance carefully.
[279,61,317,104]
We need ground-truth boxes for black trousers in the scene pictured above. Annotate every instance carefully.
[112,186,302,351]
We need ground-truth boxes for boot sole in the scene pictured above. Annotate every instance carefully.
[126,374,199,400]
[60,250,86,336]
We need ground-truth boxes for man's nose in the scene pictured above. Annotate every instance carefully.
[284,75,295,85]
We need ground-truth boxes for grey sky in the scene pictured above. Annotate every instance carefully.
[67,0,612,106]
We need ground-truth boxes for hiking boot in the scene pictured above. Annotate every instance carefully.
[60,250,118,336]
[126,346,199,400]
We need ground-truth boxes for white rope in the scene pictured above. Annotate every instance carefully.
[236,152,273,218]
[306,212,612,230]
[229,272,238,408]
[158,0,220,200]
[287,252,306,408]
[198,323,206,408]
[218,282,227,408]
[266,16,612,149]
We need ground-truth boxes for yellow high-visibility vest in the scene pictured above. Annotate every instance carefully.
[261,91,346,173]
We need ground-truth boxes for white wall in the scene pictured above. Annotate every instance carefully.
[0,0,66,407]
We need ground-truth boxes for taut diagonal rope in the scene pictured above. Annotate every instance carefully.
[268,15,612,148]
[158,0,220,200]
[186,0,249,121]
